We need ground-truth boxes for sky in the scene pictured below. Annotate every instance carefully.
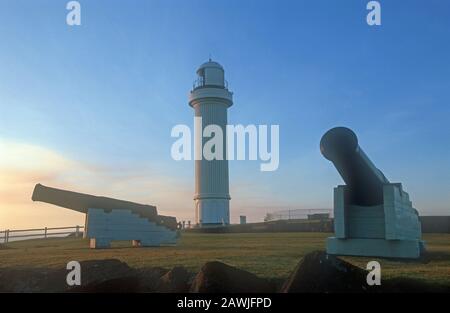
[0,0,449,229]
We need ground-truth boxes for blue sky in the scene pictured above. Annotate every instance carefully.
[0,0,449,228]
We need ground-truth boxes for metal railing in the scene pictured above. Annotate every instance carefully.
[0,225,84,243]
[192,78,229,90]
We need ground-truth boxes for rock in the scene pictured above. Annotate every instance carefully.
[155,266,191,292]
[137,267,169,291]
[281,251,369,293]
[66,259,144,292]
[190,261,274,293]
[0,266,69,293]
[0,259,137,292]
[66,262,172,292]
[72,259,136,287]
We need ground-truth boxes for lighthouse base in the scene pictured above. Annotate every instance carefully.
[195,198,230,227]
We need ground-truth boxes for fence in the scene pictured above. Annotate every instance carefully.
[0,226,84,244]
[264,209,333,222]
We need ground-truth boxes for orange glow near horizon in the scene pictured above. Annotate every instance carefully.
[0,139,195,230]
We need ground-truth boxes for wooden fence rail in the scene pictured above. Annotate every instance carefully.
[0,226,84,244]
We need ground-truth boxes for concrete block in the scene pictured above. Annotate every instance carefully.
[86,208,178,249]
[327,237,423,259]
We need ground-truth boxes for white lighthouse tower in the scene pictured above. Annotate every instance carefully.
[189,60,233,227]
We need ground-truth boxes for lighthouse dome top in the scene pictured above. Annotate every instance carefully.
[196,60,224,74]
[189,59,233,107]
[192,59,229,90]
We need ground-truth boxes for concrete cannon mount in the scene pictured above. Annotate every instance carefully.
[31,184,178,248]
[321,127,425,259]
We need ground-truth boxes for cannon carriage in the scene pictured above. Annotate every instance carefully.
[321,127,425,258]
[32,184,178,249]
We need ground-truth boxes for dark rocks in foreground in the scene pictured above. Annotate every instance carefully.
[281,251,369,293]
[68,259,144,293]
[190,261,275,293]
[73,259,136,286]
[281,251,448,293]
[0,252,446,292]
[156,266,191,292]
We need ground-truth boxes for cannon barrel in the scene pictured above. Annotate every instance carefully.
[320,127,389,206]
[32,183,157,217]
[32,184,177,230]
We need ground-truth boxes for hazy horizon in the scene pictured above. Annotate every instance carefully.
[1,0,450,230]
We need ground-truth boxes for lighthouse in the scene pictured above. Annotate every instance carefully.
[189,60,233,227]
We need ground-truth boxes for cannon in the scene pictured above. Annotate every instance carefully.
[321,127,424,258]
[32,184,178,248]
[320,127,389,207]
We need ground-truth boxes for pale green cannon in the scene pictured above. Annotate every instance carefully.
[321,127,425,258]
[32,184,178,248]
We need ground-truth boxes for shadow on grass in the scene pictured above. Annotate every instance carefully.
[381,250,450,264]
[381,277,450,293]
[419,250,450,263]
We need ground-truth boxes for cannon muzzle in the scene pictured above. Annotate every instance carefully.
[320,127,388,206]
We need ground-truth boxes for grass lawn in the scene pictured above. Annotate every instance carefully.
[1,232,449,287]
